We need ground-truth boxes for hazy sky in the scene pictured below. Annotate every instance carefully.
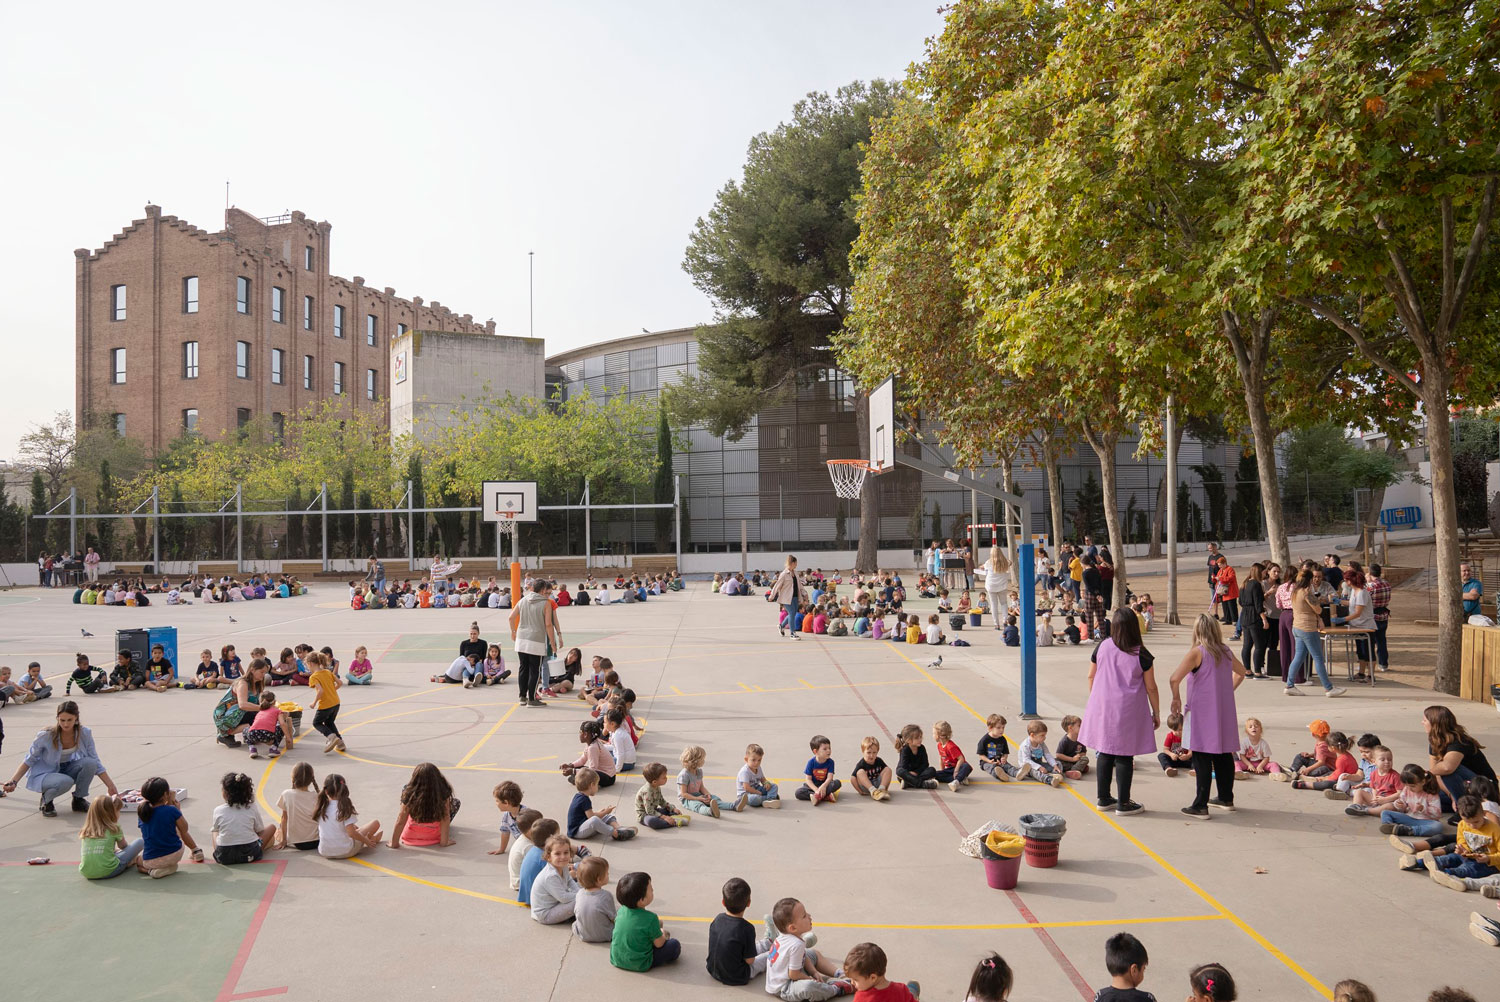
[0,1,945,457]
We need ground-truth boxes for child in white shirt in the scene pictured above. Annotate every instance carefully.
[604,709,636,772]
[1015,720,1065,788]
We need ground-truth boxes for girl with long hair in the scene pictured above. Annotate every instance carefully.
[389,763,460,848]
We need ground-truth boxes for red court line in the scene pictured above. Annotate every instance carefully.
[816,642,1094,1001]
[216,859,289,1002]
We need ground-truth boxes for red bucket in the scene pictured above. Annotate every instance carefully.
[1023,835,1061,869]
[983,854,1022,889]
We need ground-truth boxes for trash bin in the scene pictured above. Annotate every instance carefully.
[983,854,1023,889]
[969,611,982,627]
[1018,812,1067,869]
[115,629,149,676]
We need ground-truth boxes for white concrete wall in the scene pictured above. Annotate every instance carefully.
[391,330,545,443]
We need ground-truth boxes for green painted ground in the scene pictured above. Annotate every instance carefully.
[10,862,276,1001]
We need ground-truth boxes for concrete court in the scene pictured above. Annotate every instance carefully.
[0,582,1495,1002]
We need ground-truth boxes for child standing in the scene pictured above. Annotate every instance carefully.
[530,834,581,924]
[1016,720,1067,787]
[850,737,894,800]
[305,652,346,754]
[738,743,781,808]
[635,762,690,829]
[275,762,320,850]
[796,735,841,804]
[1157,712,1193,777]
[211,771,276,864]
[1095,932,1153,1002]
[79,794,144,879]
[896,724,939,790]
[314,773,382,859]
[137,776,203,877]
[679,746,736,816]
[843,942,921,1001]
[975,715,1017,782]
[933,721,973,792]
[244,691,294,760]
[1234,718,1281,775]
[1054,715,1090,776]
[765,897,847,1001]
[568,767,637,841]
[611,871,681,971]
[346,645,373,685]
[572,856,616,943]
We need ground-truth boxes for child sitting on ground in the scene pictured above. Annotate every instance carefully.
[509,809,544,889]
[844,942,921,1002]
[1158,712,1192,777]
[562,719,618,788]
[1272,718,1335,783]
[611,871,681,971]
[707,876,774,985]
[488,781,526,856]
[1235,718,1281,775]
[180,650,218,690]
[766,897,848,1000]
[517,818,560,906]
[933,720,973,792]
[975,714,1017,781]
[1185,962,1236,1002]
[1062,615,1081,645]
[211,771,276,864]
[275,762,320,850]
[737,743,781,808]
[1037,613,1054,647]
[1401,795,1500,890]
[1379,764,1446,841]
[390,762,460,848]
[1016,720,1068,786]
[65,653,112,695]
[925,614,946,646]
[905,615,923,645]
[245,691,294,760]
[796,734,841,805]
[1344,746,1402,816]
[1002,616,1020,646]
[143,646,176,692]
[572,856,616,943]
[635,762,690,829]
[679,745,737,816]
[137,776,203,877]
[850,736,894,800]
[962,953,1013,1002]
[481,644,509,686]
[347,645,373,685]
[896,724,939,790]
[1291,731,1361,791]
[530,834,581,924]
[1055,715,1090,776]
[604,709,636,773]
[1097,931,1152,1002]
[568,767,637,842]
[78,793,142,879]
[270,647,299,686]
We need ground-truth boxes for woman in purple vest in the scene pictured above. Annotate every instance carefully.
[1168,614,1248,819]
[1078,609,1162,817]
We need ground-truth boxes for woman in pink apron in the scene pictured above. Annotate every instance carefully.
[1168,614,1248,819]
[1079,609,1162,816]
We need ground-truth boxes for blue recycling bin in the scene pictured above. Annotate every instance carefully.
[147,626,179,678]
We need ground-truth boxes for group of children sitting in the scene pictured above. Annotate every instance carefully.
[350,572,682,610]
[73,573,303,607]
[50,642,375,698]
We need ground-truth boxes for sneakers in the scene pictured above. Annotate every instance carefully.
[1325,686,1347,698]
[921,779,939,790]
[1013,762,1033,782]
[1165,767,1179,778]
[1430,868,1468,891]
[611,827,638,841]
[40,799,57,818]
[1344,805,1370,817]
[994,767,1013,783]
[870,789,889,802]
[72,796,89,813]
[1207,798,1236,812]
[1483,884,1500,900]
[462,677,474,689]
[763,798,782,809]
[1470,913,1500,946]
[248,745,260,759]
[1380,822,1412,836]
[733,792,749,812]
[1323,789,1351,801]
[336,738,347,752]
[1269,771,1290,783]
[709,800,721,819]
[827,791,839,803]
[324,736,340,754]
[948,779,963,792]
[1388,833,1419,853]
[149,864,178,879]
[217,735,241,748]
[1116,801,1146,816]
[1097,797,1119,811]
[1180,806,1211,819]
[1047,774,1064,788]
[526,698,547,708]
[1397,852,1430,871]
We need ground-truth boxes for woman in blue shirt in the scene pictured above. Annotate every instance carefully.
[3,699,119,817]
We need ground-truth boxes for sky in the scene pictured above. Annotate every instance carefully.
[0,1,946,458]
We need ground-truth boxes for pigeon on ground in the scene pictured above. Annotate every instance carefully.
[927,655,943,669]
[229,616,238,623]
[81,628,94,637]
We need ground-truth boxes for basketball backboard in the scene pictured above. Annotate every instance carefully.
[481,481,538,523]
[869,376,894,471]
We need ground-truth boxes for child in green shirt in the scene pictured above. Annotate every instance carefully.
[609,871,680,971]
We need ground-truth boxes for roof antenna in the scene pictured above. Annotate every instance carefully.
[225,180,230,210]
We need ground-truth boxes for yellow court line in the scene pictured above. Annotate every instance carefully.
[738,682,753,692]
[798,678,814,689]
[342,686,437,717]
[346,856,525,907]
[882,643,1333,1000]
[670,686,685,696]
[810,914,1225,932]
[522,754,556,763]
[455,702,520,768]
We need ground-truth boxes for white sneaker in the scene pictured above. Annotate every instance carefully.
[1014,762,1033,782]
[1284,686,1300,695]
[1325,686,1348,698]
[948,780,962,792]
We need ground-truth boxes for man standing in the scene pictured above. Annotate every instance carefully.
[84,547,101,583]
[1206,542,1222,600]
[1461,561,1484,619]
[1323,554,1344,593]
[1366,564,1392,672]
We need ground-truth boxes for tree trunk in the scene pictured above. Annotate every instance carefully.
[1148,420,1183,559]
[854,390,880,573]
[1221,309,1291,567]
[1424,389,1463,695]
[1041,433,1065,548]
[1082,422,1127,607]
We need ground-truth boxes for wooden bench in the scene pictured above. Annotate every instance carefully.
[629,556,679,575]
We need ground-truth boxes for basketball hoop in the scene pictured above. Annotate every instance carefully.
[496,513,517,536]
[826,459,883,499]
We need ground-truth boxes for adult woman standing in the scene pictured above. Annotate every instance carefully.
[510,580,560,707]
[3,700,120,816]
[981,546,1011,632]
[1238,564,1268,679]
[1098,548,1116,613]
[1261,563,1282,679]
[1424,705,1496,813]
[1169,615,1247,818]
[213,659,269,747]
[1284,569,1346,698]
[1078,609,1160,816]
[770,555,802,640]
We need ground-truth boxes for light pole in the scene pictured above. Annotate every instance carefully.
[528,251,534,338]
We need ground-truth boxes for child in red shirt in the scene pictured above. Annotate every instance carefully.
[844,942,919,1002]
[932,721,973,792]
[1275,718,1336,783]
[1292,731,1361,791]
[1157,712,1193,777]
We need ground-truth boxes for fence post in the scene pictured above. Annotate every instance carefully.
[68,488,77,556]
[1165,395,1179,625]
[674,474,682,568]
[235,484,244,574]
[584,479,592,571]
[152,486,160,572]
[320,483,329,573]
[406,479,414,573]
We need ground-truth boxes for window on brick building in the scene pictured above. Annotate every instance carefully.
[366,314,377,346]
[333,361,344,396]
[303,295,314,331]
[397,322,408,338]
[366,368,376,400]
[183,276,198,314]
[304,246,313,270]
[111,284,126,321]
[236,341,249,379]
[236,276,251,314]
[183,408,198,433]
[272,412,285,442]
[183,341,199,379]
[111,348,126,384]
[271,348,284,385]
[333,304,345,338]
[237,407,251,429]
[303,355,313,390]
[112,413,126,436]
[272,286,285,323]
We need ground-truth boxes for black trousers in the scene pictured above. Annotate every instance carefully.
[1190,751,1235,810]
[895,766,936,789]
[312,705,342,739]
[1242,618,1269,674]
[1095,752,1135,804]
[517,651,543,701]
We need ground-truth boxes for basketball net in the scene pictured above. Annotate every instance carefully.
[826,459,879,499]
[497,513,517,535]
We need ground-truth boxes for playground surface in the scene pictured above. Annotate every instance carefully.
[0,581,1494,1001]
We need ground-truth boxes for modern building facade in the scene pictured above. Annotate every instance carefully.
[389,329,545,443]
[76,204,493,452]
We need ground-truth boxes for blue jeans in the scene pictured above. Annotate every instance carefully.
[96,838,145,879]
[1380,809,1445,837]
[1287,627,1332,690]
[783,604,799,636]
[1420,853,1498,880]
[38,757,100,804]
[462,662,483,682]
[650,937,681,968]
[936,761,974,784]
[744,782,780,807]
[1437,765,1481,812]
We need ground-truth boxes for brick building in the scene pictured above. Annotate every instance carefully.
[76,204,493,451]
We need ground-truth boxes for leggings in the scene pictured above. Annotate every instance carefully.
[1094,752,1135,803]
[1277,613,1298,682]
[517,652,543,701]
[312,705,342,740]
[1189,751,1235,810]
[793,779,842,800]
[641,815,681,830]
[1242,617,1269,674]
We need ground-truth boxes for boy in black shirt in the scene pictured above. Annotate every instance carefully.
[1055,714,1090,775]
[706,877,768,985]
[976,713,1017,781]
[1094,932,1156,1002]
[849,736,894,801]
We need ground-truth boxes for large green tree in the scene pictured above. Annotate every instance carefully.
[671,80,897,572]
